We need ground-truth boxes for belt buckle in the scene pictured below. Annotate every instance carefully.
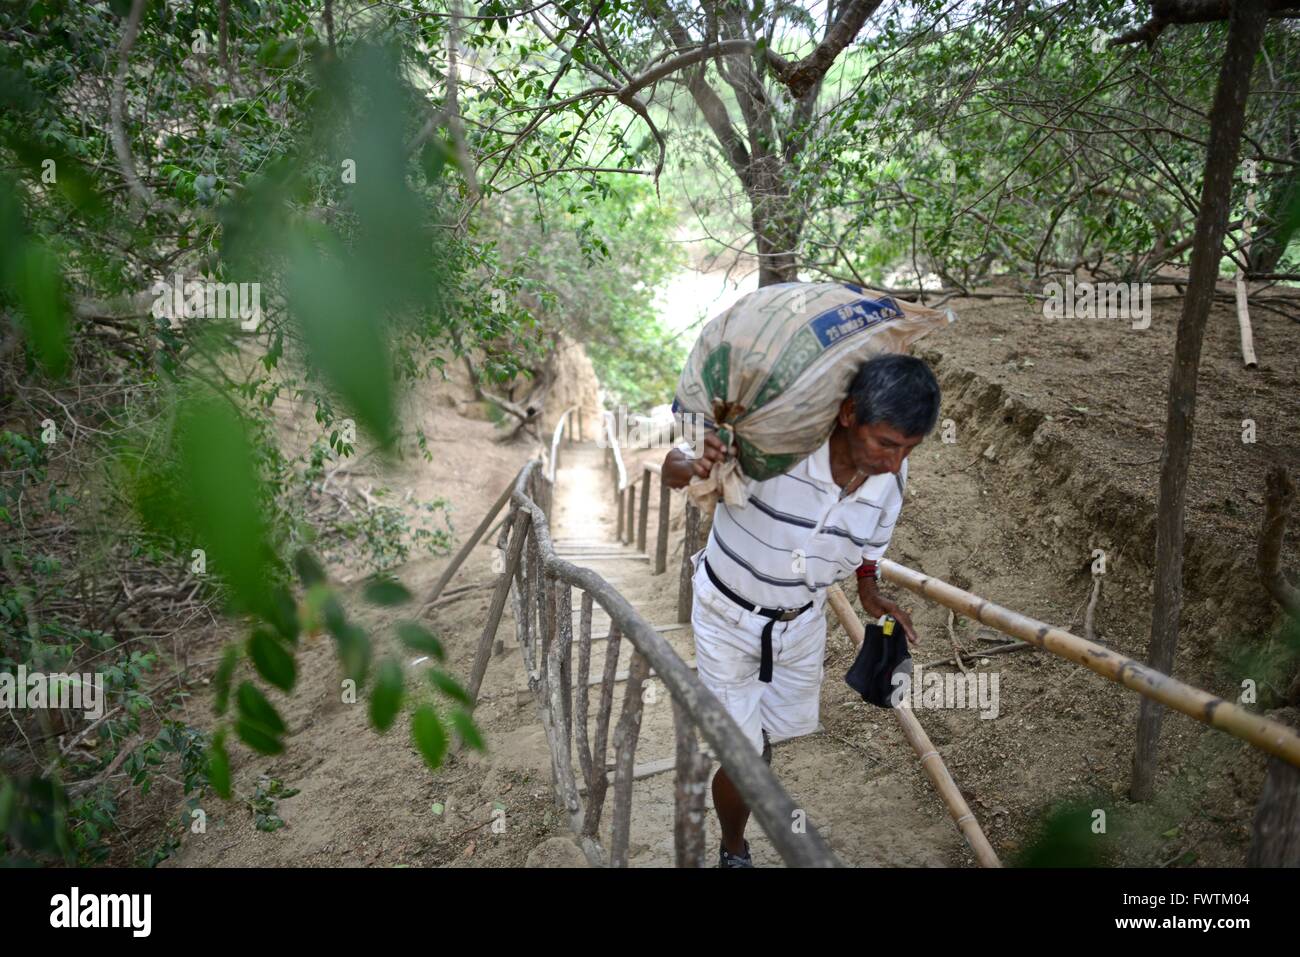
[778,607,801,622]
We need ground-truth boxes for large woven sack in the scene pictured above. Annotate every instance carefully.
[675,281,954,509]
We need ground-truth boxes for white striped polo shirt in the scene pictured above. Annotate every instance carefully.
[690,438,906,610]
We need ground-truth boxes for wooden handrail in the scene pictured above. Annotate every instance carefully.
[467,458,840,867]
[546,405,578,483]
[879,559,1300,768]
[603,410,628,491]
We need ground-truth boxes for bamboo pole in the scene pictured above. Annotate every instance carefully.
[878,559,1300,768]
[826,585,1001,868]
[1235,215,1259,367]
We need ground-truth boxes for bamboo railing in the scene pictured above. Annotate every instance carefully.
[879,560,1300,768]
[465,410,839,867]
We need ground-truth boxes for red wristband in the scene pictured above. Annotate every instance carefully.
[855,560,878,580]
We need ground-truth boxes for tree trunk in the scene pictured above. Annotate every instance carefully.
[749,156,804,286]
[753,198,802,284]
[1130,0,1271,802]
[1248,709,1300,866]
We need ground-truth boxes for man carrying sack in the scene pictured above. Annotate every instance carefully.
[661,352,940,867]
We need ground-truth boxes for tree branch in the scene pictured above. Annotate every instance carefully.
[1110,0,1299,48]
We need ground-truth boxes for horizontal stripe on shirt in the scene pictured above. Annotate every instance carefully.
[685,436,906,609]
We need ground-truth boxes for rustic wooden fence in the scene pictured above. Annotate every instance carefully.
[463,408,839,867]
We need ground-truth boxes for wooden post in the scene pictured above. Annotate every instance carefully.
[582,621,621,840]
[1249,740,1300,866]
[609,650,650,867]
[575,592,595,795]
[625,484,636,545]
[677,502,700,623]
[467,509,530,706]
[1132,0,1271,801]
[615,483,624,541]
[637,469,650,552]
[656,479,671,575]
[673,698,710,867]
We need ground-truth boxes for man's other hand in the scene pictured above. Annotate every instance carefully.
[662,432,730,490]
[858,578,920,646]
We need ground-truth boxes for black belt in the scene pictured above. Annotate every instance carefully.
[703,559,813,684]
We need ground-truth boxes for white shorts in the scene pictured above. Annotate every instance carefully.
[689,553,827,755]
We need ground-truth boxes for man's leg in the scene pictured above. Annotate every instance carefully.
[759,614,827,749]
[689,563,767,859]
[712,729,771,856]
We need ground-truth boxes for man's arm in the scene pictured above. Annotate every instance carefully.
[662,433,729,490]
[855,467,920,645]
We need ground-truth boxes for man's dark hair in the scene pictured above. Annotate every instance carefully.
[848,353,941,437]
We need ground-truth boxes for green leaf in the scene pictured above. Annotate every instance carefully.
[235,681,286,735]
[396,621,445,660]
[267,586,301,644]
[248,628,296,692]
[428,669,472,706]
[294,548,326,587]
[411,706,447,770]
[0,776,16,831]
[213,644,239,716]
[363,576,412,606]
[450,709,485,752]
[332,623,371,686]
[208,731,232,799]
[236,718,285,756]
[369,658,403,732]
[11,241,69,377]
[172,389,276,617]
[285,230,397,447]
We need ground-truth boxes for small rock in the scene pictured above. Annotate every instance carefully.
[524,836,589,868]
[982,445,997,461]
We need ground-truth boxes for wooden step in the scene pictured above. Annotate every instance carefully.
[556,552,650,562]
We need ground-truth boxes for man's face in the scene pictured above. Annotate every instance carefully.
[839,399,925,476]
